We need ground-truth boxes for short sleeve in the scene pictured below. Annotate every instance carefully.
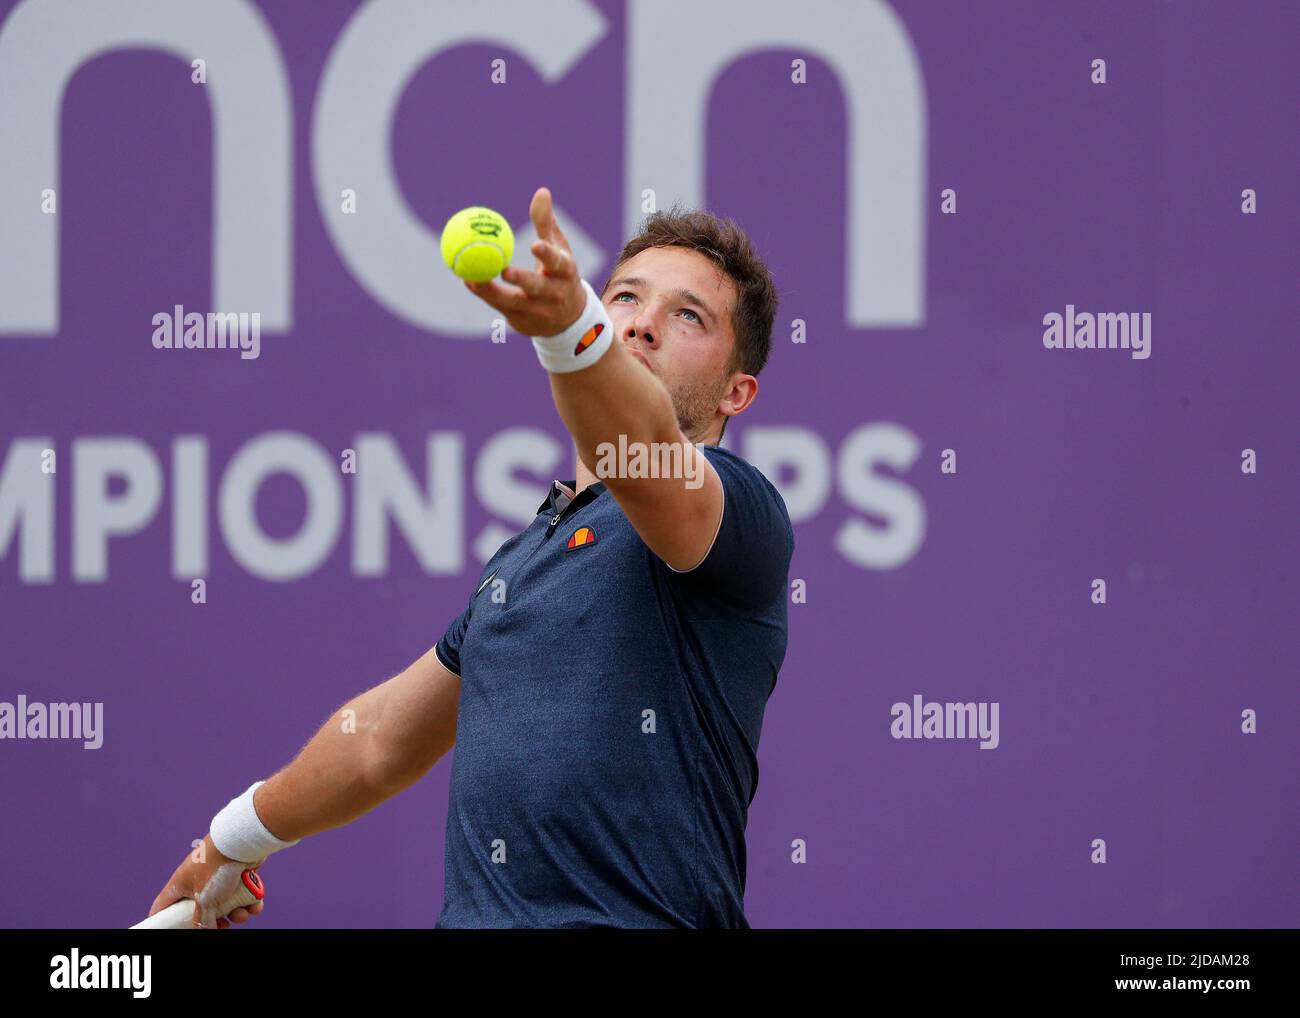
[434,600,472,677]
[436,538,522,676]
[668,445,794,608]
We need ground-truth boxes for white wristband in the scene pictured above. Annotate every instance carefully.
[531,278,614,373]
[210,780,299,863]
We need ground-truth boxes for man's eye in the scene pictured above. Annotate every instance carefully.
[614,292,701,323]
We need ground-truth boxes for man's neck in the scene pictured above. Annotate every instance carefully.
[574,456,599,494]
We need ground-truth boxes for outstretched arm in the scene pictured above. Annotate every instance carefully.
[463,187,723,571]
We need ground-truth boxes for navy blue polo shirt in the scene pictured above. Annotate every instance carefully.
[433,444,793,928]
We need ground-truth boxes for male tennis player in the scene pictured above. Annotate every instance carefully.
[149,187,792,929]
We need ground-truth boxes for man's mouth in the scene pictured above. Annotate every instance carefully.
[628,349,653,372]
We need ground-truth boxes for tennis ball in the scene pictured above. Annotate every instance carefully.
[440,206,514,282]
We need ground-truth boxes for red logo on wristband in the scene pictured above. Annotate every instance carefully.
[574,322,604,357]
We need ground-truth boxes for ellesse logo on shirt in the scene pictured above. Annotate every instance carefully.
[566,527,597,550]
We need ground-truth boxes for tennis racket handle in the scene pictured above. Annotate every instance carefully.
[131,868,265,929]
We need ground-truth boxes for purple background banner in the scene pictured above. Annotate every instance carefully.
[0,0,1295,928]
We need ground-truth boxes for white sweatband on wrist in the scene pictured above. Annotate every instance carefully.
[210,780,299,863]
[531,278,614,373]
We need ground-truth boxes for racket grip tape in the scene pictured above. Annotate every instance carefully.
[130,868,264,930]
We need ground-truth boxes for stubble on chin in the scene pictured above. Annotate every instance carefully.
[670,377,727,443]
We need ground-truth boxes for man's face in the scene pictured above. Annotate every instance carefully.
[600,247,741,441]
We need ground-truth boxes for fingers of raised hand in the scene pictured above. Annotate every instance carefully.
[503,265,546,298]
[465,276,528,309]
[530,188,574,250]
[531,239,574,278]
[529,187,554,237]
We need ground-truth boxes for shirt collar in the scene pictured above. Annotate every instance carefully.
[536,479,607,515]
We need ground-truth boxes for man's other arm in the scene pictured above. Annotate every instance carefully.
[251,646,460,842]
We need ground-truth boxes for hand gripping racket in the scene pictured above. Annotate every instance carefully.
[130,869,265,929]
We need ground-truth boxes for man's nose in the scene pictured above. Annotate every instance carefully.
[629,314,658,347]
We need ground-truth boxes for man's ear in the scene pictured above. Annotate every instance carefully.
[719,373,758,417]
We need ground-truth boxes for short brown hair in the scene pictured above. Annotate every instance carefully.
[601,203,778,379]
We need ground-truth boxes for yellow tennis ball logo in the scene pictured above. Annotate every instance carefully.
[440,206,514,282]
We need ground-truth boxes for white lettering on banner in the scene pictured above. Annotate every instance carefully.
[218,433,343,581]
[0,439,54,582]
[627,0,925,326]
[0,425,926,582]
[73,438,163,583]
[0,0,291,334]
[0,0,924,336]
